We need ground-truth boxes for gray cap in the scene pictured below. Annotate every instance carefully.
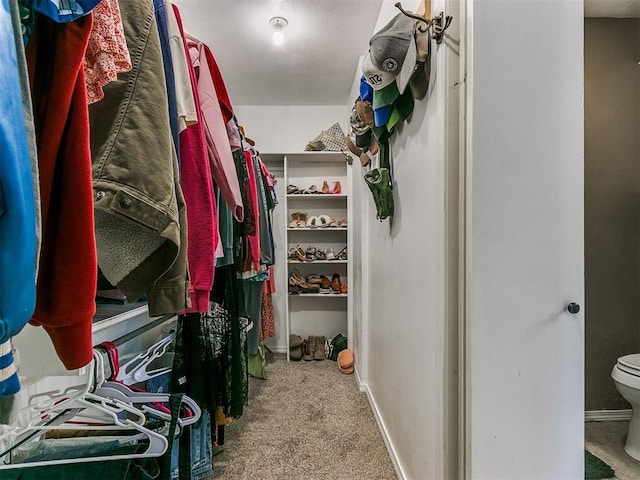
[369,13,414,74]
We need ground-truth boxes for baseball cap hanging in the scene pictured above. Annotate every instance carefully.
[386,87,415,132]
[33,0,102,22]
[409,22,432,100]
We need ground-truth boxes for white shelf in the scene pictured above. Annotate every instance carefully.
[92,302,149,333]
[287,227,347,231]
[288,260,348,264]
[287,194,347,199]
[283,151,352,361]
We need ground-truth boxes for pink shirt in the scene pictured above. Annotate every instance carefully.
[187,34,244,222]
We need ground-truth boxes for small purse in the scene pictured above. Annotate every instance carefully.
[305,122,348,152]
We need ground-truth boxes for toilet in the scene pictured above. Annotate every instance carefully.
[612,354,640,461]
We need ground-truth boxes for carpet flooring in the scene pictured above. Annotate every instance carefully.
[213,353,397,480]
[586,421,640,480]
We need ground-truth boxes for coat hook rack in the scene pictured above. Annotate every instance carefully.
[394,2,453,44]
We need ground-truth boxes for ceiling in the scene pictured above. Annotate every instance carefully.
[173,0,383,106]
[584,0,640,17]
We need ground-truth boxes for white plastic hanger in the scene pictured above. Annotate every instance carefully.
[116,332,175,385]
[0,353,169,469]
[94,380,202,427]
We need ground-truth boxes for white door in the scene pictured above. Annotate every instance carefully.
[465,0,584,478]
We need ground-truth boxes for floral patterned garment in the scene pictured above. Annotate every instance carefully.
[260,292,276,341]
[83,0,131,104]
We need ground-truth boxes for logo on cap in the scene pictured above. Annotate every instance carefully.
[367,74,383,86]
[382,58,398,72]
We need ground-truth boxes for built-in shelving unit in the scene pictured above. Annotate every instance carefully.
[282,152,353,360]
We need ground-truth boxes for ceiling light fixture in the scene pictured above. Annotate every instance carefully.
[269,16,288,46]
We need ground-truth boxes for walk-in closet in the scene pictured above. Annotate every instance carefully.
[3,0,614,478]
[1,0,451,477]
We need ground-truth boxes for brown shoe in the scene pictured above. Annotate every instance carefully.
[314,336,326,361]
[302,337,315,361]
[330,273,342,294]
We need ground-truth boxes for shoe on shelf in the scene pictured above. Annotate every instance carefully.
[314,336,327,361]
[341,284,348,294]
[338,218,347,227]
[335,246,347,261]
[324,247,336,261]
[290,269,320,293]
[315,249,326,261]
[289,212,307,228]
[305,246,317,261]
[330,273,342,294]
[316,214,331,228]
[319,275,332,294]
[295,245,306,262]
[307,274,323,286]
[288,212,299,228]
[287,184,300,194]
[321,180,330,194]
[332,181,342,194]
[302,337,315,361]
[306,216,319,228]
[302,185,319,194]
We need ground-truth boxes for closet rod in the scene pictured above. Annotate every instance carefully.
[111,313,176,347]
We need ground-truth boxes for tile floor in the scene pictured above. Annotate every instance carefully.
[586,421,640,479]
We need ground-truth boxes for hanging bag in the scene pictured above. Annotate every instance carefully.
[304,122,348,152]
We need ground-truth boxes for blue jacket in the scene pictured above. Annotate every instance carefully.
[0,0,37,342]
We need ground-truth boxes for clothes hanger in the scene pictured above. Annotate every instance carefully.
[116,331,175,385]
[0,355,169,469]
[94,381,202,427]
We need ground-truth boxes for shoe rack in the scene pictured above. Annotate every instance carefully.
[283,152,353,361]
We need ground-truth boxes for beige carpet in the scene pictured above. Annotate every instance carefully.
[586,421,640,480]
[212,353,397,480]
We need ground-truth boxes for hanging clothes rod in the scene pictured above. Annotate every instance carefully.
[111,313,176,347]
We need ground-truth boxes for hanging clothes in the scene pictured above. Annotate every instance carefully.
[172,3,218,313]
[26,11,97,370]
[260,268,277,341]
[165,0,196,133]
[89,0,190,316]
[83,0,131,104]
[152,0,179,155]
[186,33,244,222]
[243,149,261,271]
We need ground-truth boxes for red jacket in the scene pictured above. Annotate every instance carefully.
[26,13,97,370]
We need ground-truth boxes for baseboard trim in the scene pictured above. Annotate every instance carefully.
[361,382,407,480]
[355,366,364,392]
[585,410,632,422]
[266,345,287,354]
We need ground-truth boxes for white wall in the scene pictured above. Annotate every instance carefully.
[466,0,584,478]
[233,105,347,154]
[356,0,449,478]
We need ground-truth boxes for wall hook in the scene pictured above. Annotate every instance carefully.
[394,2,430,33]
[431,12,453,44]
[394,2,453,42]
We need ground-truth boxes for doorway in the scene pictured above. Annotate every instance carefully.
[584,14,640,478]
